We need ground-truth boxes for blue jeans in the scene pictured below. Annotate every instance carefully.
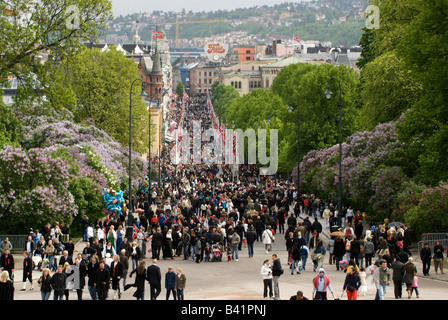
[82,229,87,241]
[48,255,56,271]
[41,291,51,300]
[291,259,300,273]
[191,245,196,261]
[183,244,189,259]
[377,284,387,300]
[53,293,64,300]
[231,245,238,260]
[247,243,254,257]
[88,285,98,300]
[301,256,308,271]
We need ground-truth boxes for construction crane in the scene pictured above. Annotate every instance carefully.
[157,15,226,47]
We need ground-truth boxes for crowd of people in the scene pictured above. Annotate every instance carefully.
[0,94,447,301]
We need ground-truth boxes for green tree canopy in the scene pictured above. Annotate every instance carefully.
[58,47,150,154]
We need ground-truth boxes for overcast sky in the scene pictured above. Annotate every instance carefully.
[111,0,305,16]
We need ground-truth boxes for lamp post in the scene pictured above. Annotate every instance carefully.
[127,78,147,241]
[288,96,300,193]
[324,77,343,224]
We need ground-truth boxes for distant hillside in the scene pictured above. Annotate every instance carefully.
[102,0,368,47]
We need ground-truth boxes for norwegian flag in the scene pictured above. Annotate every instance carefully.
[152,30,164,40]
[132,224,138,240]
[294,35,300,42]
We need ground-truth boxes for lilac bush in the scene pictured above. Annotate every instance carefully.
[0,145,77,233]
[295,120,409,217]
[22,116,148,190]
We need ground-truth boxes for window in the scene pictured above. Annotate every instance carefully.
[209,78,212,84]
[266,79,269,88]
[209,72,212,77]
[246,50,251,54]
[199,79,201,84]
[238,81,242,89]
[199,72,201,76]
[246,56,250,60]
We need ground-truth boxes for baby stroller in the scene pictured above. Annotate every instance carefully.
[339,260,348,272]
[211,244,222,262]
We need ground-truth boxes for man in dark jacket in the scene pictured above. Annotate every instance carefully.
[147,259,161,300]
[95,261,110,300]
[21,251,34,291]
[245,226,257,258]
[271,254,283,300]
[151,228,164,260]
[255,216,265,242]
[391,258,405,299]
[51,265,67,300]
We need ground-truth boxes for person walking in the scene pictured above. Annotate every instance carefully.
[333,236,345,271]
[245,226,257,258]
[51,265,67,300]
[21,251,34,291]
[342,267,361,300]
[290,245,301,275]
[391,258,405,299]
[403,257,417,299]
[175,267,186,300]
[260,259,273,299]
[433,241,445,274]
[231,231,241,261]
[110,254,123,300]
[127,260,146,300]
[95,261,110,300]
[37,268,52,300]
[262,226,274,254]
[411,273,419,298]
[147,259,162,300]
[420,242,431,276]
[376,260,391,300]
[312,268,335,300]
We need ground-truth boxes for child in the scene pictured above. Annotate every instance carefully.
[411,274,419,298]
[204,243,211,262]
[358,267,367,296]
[226,244,232,262]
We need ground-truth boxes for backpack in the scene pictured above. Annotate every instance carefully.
[345,240,352,251]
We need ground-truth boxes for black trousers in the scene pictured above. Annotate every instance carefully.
[263,279,272,298]
[150,283,161,300]
[393,280,402,298]
[422,259,431,275]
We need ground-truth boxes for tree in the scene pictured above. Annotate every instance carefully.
[271,63,361,173]
[0,97,23,147]
[0,0,113,83]
[57,47,150,154]
[176,80,184,97]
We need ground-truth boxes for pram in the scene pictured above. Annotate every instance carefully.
[211,244,222,262]
[32,255,49,271]
[339,260,348,272]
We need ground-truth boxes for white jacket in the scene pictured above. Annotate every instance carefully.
[262,229,273,245]
[260,264,273,279]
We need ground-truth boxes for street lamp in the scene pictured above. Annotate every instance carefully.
[127,78,147,241]
[325,77,343,226]
[288,96,300,193]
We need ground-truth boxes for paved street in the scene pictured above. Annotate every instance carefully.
[11,210,448,301]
